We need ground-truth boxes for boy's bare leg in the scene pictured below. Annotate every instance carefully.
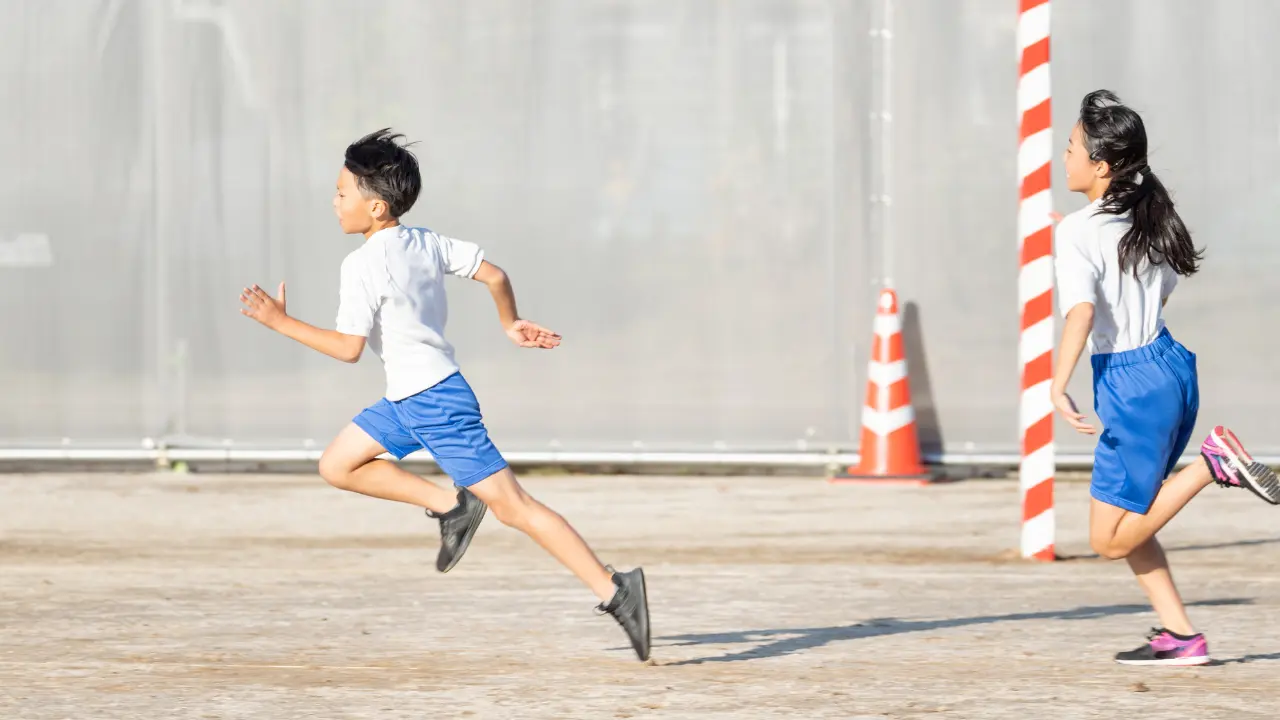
[467,467,616,602]
[318,423,458,515]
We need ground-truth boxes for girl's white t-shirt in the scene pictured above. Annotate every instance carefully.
[1054,198,1180,355]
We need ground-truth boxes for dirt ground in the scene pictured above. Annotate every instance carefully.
[2,471,1280,719]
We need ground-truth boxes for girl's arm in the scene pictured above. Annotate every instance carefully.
[1050,303,1096,434]
[1050,211,1102,435]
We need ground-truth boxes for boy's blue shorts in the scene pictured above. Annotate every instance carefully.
[1090,328,1199,514]
[353,372,508,487]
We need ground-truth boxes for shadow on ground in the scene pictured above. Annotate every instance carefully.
[1056,536,1280,562]
[650,598,1255,666]
[1209,652,1280,665]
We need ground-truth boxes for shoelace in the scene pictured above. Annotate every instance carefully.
[595,595,620,617]
[1146,627,1200,644]
[1207,454,1241,488]
[595,566,621,616]
[426,492,468,521]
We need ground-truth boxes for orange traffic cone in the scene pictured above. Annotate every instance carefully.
[832,288,933,485]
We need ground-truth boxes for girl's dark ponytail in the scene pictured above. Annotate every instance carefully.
[1079,90,1203,277]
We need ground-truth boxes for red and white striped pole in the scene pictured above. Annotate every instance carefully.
[1018,0,1055,561]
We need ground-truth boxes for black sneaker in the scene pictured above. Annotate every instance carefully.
[597,567,650,661]
[426,487,486,573]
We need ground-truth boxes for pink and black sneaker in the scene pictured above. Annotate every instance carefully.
[1201,426,1280,505]
[1115,628,1210,666]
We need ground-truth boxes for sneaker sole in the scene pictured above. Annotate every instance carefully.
[437,500,487,574]
[631,568,651,662]
[1207,429,1280,505]
[1114,655,1211,666]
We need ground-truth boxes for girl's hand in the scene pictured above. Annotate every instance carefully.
[1051,387,1095,435]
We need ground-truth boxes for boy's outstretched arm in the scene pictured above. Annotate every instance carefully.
[240,283,367,363]
[471,261,561,349]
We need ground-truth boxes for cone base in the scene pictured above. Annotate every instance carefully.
[1023,546,1057,562]
[829,469,938,486]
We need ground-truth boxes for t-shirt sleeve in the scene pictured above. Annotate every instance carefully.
[1054,215,1100,313]
[335,253,379,337]
[1162,262,1179,299]
[434,233,485,278]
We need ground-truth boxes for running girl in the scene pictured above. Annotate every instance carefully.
[1053,90,1280,666]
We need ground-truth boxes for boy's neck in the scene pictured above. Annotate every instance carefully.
[363,219,401,239]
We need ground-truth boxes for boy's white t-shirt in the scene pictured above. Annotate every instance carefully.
[1054,198,1179,355]
[335,225,484,401]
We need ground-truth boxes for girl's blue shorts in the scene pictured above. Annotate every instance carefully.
[1090,328,1199,514]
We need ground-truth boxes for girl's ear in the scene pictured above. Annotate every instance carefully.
[1094,159,1111,179]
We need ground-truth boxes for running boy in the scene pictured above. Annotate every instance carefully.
[238,129,650,661]
[1053,91,1279,666]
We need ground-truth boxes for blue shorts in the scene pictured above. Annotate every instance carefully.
[352,372,508,487]
[1090,328,1199,514]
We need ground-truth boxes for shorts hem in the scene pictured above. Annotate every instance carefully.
[450,457,509,487]
[352,415,411,460]
[1090,486,1152,514]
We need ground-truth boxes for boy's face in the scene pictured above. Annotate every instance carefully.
[333,167,383,234]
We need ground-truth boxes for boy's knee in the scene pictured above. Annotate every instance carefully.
[487,497,523,528]
[487,493,538,529]
[317,453,355,490]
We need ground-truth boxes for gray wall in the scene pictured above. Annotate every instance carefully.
[2,0,1278,456]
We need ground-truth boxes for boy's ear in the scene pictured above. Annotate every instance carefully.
[368,198,388,219]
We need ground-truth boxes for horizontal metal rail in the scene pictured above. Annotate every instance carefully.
[1,445,1264,469]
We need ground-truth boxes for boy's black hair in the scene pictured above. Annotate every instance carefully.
[344,128,421,218]
[1079,90,1202,277]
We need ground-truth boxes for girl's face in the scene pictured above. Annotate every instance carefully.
[1064,122,1108,195]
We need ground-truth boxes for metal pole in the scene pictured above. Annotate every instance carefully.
[879,0,894,288]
